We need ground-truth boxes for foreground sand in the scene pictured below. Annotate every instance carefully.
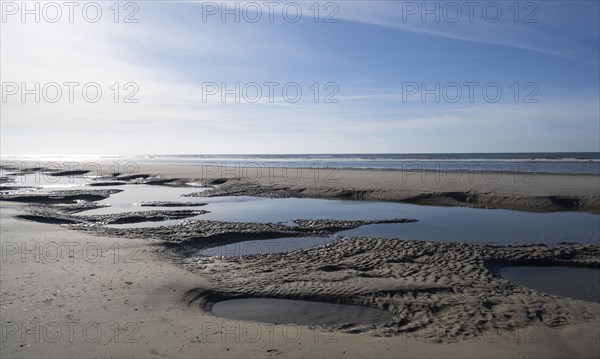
[2,201,599,358]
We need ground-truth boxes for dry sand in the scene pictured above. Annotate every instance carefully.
[1,163,599,358]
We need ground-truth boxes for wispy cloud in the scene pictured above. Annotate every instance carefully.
[333,1,599,63]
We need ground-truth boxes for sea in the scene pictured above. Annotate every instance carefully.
[3,152,598,174]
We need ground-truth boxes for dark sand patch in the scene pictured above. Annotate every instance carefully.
[0,189,122,204]
[16,214,79,225]
[116,174,151,181]
[87,181,129,186]
[76,218,417,249]
[136,201,208,207]
[46,170,90,177]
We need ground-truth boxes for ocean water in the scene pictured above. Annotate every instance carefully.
[2,152,599,174]
[136,152,600,174]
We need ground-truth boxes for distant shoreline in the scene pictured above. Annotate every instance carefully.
[2,152,599,175]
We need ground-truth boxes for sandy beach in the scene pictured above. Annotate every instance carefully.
[0,162,599,358]
[4,1,599,357]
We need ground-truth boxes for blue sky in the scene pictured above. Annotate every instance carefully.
[1,0,599,154]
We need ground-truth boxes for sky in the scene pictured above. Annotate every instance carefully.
[1,0,599,155]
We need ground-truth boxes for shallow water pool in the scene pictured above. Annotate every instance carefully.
[211,298,394,326]
[108,194,599,246]
[494,266,600,303]
[3,174,599,247]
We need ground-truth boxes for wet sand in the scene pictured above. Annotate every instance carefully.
[2,201,599,358]
[2,161,600,212]
[135,163,600,212]
[1,164,599,358]
[175,237,600,337]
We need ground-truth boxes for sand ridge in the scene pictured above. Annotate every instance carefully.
[176,237,600,340]
[184,179,600,213]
